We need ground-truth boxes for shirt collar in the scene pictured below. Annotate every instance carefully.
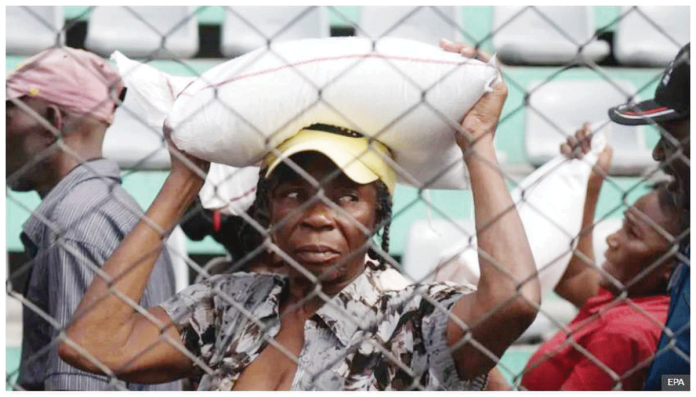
[312,258,386,347]
[584,287,615,315]
[585,287,669,315]
[21,159,122,250]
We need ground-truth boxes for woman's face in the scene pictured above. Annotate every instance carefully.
[600,191,679,296]
[267,152,379,286]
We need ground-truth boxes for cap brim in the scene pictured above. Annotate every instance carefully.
[6,86,24,102]
[265,141,381,186]
[608,99,687,126]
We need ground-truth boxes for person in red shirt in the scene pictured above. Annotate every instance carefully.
[519,125,683,391]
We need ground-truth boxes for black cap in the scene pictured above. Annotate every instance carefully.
[609,43,690,125]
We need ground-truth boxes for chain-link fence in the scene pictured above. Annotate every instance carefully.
[5,5,691,391]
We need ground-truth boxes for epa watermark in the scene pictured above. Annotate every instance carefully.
[662,375,689,391]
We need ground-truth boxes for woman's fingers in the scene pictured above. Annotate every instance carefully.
[560,142,573,158]
[439,39,492,63]
[579,122,592,153]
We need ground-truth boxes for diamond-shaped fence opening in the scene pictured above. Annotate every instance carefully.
[5,5,690,391]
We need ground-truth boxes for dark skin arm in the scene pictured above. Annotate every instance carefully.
[439,40,540,380]
[553,123,612,307]
[58,131,209,383]
[486,367,512,390]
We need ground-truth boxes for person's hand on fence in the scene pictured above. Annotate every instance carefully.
[439,39,507,159]
[560,122,613,192]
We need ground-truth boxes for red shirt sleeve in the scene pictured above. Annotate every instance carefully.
[521,336,569,390]
[560,331,648,390]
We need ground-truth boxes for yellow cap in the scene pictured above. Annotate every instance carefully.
[263,125,396,196]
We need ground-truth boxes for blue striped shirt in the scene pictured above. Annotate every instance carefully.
[16,159,181,391]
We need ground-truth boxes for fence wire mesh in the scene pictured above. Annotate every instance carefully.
[5,5,691,391]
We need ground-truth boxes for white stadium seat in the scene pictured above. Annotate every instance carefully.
[525,79,655,175]
[402,217,476,284]
[85,6,199,59]
[356,6,461,45]
[6,6,65,55]
[221,6,330,58]
[614,6,690,67]
[492,6,610,65]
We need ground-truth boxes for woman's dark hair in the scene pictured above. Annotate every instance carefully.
[647,181,683,293]
[369,180,393,270]
[651,180,681,233]
[240,156,393,270]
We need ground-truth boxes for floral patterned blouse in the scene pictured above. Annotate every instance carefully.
[160,261,487,391]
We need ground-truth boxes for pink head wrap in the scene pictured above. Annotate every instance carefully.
[6,47,125,124]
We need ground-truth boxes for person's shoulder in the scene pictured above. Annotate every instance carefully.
[421,280,477,297]
[600,296,669,333]
[379,278,476,310]
[218,270,283,283]
[52,178,140,229]
[207,271,285,297]
[171,271,280,301]
[49,183,143,245]
[66,173,137,206]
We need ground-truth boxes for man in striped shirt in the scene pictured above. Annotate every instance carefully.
[6,47,180,391]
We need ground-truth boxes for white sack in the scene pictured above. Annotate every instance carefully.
[435,133,608,295]
[110,51,195,132]
[113,37,500,190]
[199,163,259,216]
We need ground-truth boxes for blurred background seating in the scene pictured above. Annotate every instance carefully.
[613,6,690,67]
[524,78,654,175]
[356,6,461,44]
[221,6,330,58]
[85,6,199,59]
[491,6,610,65]
[6,6,65,55]
[5,6,687,388]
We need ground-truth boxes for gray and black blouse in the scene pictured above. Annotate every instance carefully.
[161,261,487,391]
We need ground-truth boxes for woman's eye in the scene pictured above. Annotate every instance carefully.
[625,225,637,238]
[275,188,301,200]
[285,191,300,199]
[338,193,359,203]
